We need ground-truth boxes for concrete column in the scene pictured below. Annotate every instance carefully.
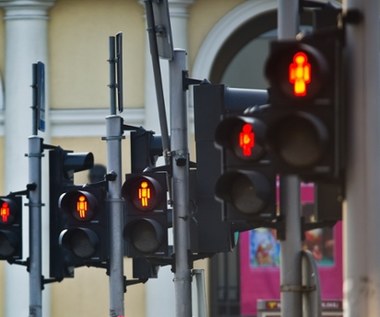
[0,1,54,316]
[139,1,193,317]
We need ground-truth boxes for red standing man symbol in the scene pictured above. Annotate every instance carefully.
[0,202,10,223]
[76,195,88,219]
[138,181,151,208]
[289,52,311,97]
[239,123,255,157]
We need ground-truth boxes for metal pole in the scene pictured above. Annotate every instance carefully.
[105,115,125,317]
[28,136,43,317]
[343,0,380,316]
[144,0,171,164]
[170,49,192,317]
[278,2,302,317]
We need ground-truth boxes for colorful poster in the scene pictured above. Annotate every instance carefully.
[240,183,343,316]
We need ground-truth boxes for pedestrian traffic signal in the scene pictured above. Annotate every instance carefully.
[58,186,108,264]
[192,83,270,253]
[264,30,344,181]
[49,146,108,281]
[214,110,277,230]
[122,171,168,257]
[0,195,22,261]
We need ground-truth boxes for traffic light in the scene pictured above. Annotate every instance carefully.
[214,109,277,231]
[122,171,168,258]
[49,147,108,281]
[192,83,270,253]
[0,195,22,261]
[264,30,344,181]
[130,127,162,173]
[58,185,108,267]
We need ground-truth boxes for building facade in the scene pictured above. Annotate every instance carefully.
[0,0,280,316]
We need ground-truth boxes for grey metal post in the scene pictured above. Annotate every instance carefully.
[278,1,302,317]
[170,49,192,317]
[28,136,43,317]
[344,0,380,316]
[105,115,125,317]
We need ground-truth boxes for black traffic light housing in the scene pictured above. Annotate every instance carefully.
[122,171,168,258]
[264,30,345,182]
[192,83,270,253]
[130,127,163,173]
[58,185,108,268]
[214,108,277,231]
[0,195,22,261]
[49,146,108,281]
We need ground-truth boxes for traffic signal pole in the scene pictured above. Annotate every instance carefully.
[277,2,302,317]
[170,49,192,317]
[105,115,125,317]
[28,136,43,317]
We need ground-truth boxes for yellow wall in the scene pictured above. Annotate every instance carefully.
[49,0,145,109]
[188,0,243,69]
[0,0,249,315]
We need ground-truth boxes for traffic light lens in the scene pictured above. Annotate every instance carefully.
[128,219,163,254]
[76,195,90,220]
[230,174,269,214]
[61,228,98,259]
[270,113,328,168]
[238,123,255,157]
[0,231,17,258]
[216,171,272,215]
[0,202,10,224]
[129,177,162,211]
[289,52,311,97]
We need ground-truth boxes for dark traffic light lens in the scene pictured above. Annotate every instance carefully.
[127,219,163,254]
[230,173,270,214]
[0,231,17,258]
[216,170,272,215]
[269,113,328,168]
[61,228,98,259]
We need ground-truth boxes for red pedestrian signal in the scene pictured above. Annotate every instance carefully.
[264,32,345,180]
[289,51,311,97]
[0,202,10,224]
[239,123,255,157]
[129,176,161,211]
[0,196,22,260]
[122,172,168,257]
[215,116,266,161]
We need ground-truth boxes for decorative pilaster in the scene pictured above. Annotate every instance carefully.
[0,1,55,317]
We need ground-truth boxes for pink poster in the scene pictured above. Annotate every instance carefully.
[240,183,343,316]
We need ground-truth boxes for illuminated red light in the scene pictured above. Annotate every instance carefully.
[0,202,10,223]
[138,180,152,208]
[76,195,88,219]
[239,123,255,157]
[289,51,311,97]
